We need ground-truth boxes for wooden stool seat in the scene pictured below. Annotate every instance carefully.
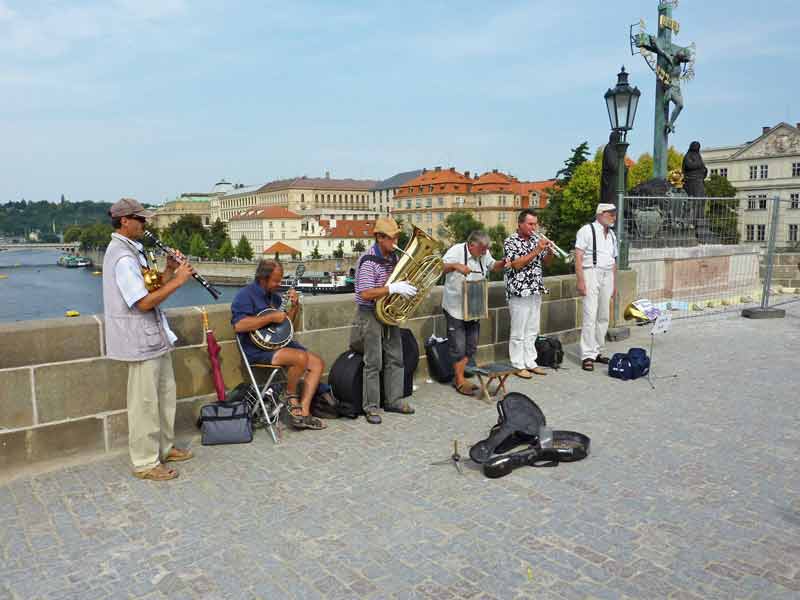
[251,363,282,370]
[471,362,520,402]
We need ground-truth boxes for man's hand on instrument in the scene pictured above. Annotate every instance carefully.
[287,289,299,306]
[173,261,194,285]
[265,311,287,324]
[388,281,417,298]
[536,238,550,253]
[165,249,185,271]
[455,263,471,276]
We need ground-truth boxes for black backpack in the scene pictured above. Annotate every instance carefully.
[328,329,418,418]
[535,336,564,369]
[425,336,454,383]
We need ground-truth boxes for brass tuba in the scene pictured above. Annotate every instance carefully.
[376,226,444,326]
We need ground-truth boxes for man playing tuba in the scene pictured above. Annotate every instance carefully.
[350,217,417,424]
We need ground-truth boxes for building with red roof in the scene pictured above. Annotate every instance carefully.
[392,166,555,239]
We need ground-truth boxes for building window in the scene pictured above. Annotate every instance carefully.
[793,163,800,177]
[791,193,800,209]
[757,224,766,241]
[760,164,769,179]
[710,169,717,176]
[437,213,444,221]
[749,165,758,180]
[790,224,799,242]
[406,200,412,209]
[425,198,432,208]
[425,213,432,223]
[498,212,507,222]
[437,197,444,207]
[720,168,728,178]
[396,200,402,209]
[759,195,767,210]
[746,224,754,241]
[415,199,421,208]
[427,228,433,235]
[455,197,464,207]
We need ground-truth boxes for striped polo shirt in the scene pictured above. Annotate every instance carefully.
[355,243,397,307]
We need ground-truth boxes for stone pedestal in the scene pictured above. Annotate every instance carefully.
[629,244,761,305]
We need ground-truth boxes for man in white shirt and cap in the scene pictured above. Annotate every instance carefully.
[574,203,618,372]
[102,198,195,481]
[441,230,508,395]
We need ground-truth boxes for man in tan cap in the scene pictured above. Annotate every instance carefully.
[350,217,417,424]
[575,203,618,371]
[102,198,195,480]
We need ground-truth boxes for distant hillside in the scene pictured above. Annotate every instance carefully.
[0,200,113,236]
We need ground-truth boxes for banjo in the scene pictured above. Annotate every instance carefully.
[249,264,305,351]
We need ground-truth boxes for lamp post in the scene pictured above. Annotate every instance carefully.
[604,66,641,337]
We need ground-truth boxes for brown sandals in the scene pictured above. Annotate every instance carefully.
[454,382,478,397]
[133,464,178,481]
[287,394,327,430]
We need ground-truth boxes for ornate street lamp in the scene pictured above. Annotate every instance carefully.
[604,67,640,340]
[604,66,641,141]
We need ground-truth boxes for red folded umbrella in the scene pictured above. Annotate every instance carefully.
[202,309,226,402]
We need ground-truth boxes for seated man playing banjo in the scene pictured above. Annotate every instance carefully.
[231,259,326,430]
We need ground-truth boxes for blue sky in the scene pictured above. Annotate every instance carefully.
[1,0,798,204]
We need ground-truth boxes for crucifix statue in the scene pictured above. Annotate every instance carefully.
[631,0,695,180]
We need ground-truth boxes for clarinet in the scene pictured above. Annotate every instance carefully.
[144,231,222,300]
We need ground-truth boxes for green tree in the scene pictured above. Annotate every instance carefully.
[555,141,590,186]
[704,174,739,243]
[235,235,253,260]
[667,146,683,173]
[484,224,508,281]
[206,219,228,255]
[310,245,321,259]
[168,214,206,242]
[394,218,410,250]
[628,153,654,190]
[217,238,235,261]
[353,240,366,253]
[63,225,83,243]
[332,241,344,259]
[188,233,208,258]
[441,211,484,244]
[79,223,113,250]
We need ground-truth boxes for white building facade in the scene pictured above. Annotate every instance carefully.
[703,122,800,248]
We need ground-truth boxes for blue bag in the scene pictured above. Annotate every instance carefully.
[608,353,634,380]
[627,347,651,378]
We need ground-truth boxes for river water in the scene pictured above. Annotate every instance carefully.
[0,249,234,323]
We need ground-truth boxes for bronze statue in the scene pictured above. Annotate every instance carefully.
[601,131,621,206]
[682,141,707,197]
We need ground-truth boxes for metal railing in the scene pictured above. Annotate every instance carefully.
[621,194,799,320]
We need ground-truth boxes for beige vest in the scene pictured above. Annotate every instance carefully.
[102,235,171,361]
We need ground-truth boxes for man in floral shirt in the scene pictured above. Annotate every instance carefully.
[503,209,552,378]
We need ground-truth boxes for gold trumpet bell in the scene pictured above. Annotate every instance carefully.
[624,302,651,323]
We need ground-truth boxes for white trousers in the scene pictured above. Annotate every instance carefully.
[508,294,542,370]
[127,353,177,472]
[580,268,614,361]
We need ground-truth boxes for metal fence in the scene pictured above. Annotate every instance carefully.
[622,194,800,320]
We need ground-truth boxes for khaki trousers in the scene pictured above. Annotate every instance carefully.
[580,268,614,361]
[126,352,177,472]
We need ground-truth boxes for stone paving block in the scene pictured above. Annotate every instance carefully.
[2,305,800,599]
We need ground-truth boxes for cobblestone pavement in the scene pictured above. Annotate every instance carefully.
[2,304,799,599]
